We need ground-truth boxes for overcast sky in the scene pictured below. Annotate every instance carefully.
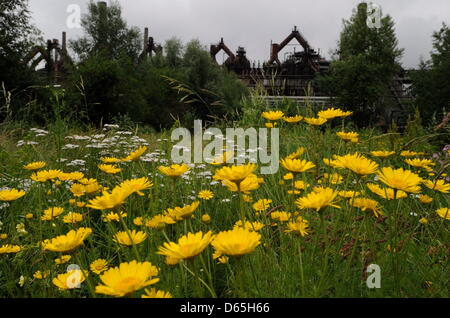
[28,0,449,68]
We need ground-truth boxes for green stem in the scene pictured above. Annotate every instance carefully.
[182,260,217,298]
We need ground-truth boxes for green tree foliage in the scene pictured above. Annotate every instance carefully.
[318,2,403,126]
[138,39,247,128]
[70,0,141,61]
[66,1,143,124]
[67,1,247,128]
[0,0,42,119]
[411,23,450,125]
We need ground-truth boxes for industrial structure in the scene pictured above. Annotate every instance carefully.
[23,21,413,108]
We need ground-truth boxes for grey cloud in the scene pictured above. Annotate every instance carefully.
[28,0,449,68]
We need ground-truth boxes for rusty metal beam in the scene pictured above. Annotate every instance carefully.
[210,38,235,64]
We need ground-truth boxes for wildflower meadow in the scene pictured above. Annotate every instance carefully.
[0,104,448,298]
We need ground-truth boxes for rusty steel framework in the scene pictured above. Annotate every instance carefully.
[23,32,73,83]
[139,27,163,61]
[22,19,412,103]
[210,26,332,96]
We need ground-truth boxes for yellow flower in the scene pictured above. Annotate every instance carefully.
[322,173,343,184]
[33,270,50,279]
[418,194,433,204]
[209,151,234,165]
[23,161,46,170]
[70,183,86,197]
[30,169,62,182]
[201,214,211,224]
[283,173,294,180]
[405,158,435,170]
[95,261,159,297]
[234,220,265,231]
[419,217,428,224]
[436,208,450,220]
[157,231,213,261]
[164,256,180,266]
[211,227,261,257]
[285,147,306,159]
[252,199,272,212]
[285,216,309,236]
[100,157,121,163]
[377,167,422,194]
[98,164,121,174]
[262,110,284,121]
[265,122,276,128]
[79,177,99,185]
[76,201,87,208]
[16,223,26,234]
[294,180,309,190]
[53,270,87,290]
[87,186,132,210]
[400,150,426,157]
[82,180,102,194]
[198,190,214,200]
[336,131,359,143]
[295,188,340,212]
[221,173,263,194]
[282,115,303,123]
[370,151,395,158]
[42,228,92,252]
[214,254,229,264]
[349,197,383,217]
[54,255,72,264]
[145,214,176,229]
[213,163,257,182]
[158,164,190,177]
[119,177,153,196]
[133,217,144,226]
[0,244,22,254]
[323,157,346,169]
[318,107,352,119]
[41,207,65,221]
[90,259,109,274]
[62,212,84,224]
[303,117,327,126]
[335,153,379,176]
[122,146,148,162]
[242,194,253,202]
[25,213,34,219]
[0,189,26,201]
[280,158,315,173]
[142,288,173,298]
[58,172,84,181]
[165,201,200,221]
[271,211,292,222]
[113,230,147,246]
[0,234,7,240]
[422,179,450,193]
[366,183,407,200]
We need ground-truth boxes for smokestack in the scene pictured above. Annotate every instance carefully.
[144,27,149,50]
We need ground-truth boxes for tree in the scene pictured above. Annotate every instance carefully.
[318,2,404,126]
[70,0,141,61]
[411,23,450,125]
[0,0,41,97]
[67,1,143,123]
[164,37,183,68]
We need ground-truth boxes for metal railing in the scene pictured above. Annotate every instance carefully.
[261,95,333,105]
